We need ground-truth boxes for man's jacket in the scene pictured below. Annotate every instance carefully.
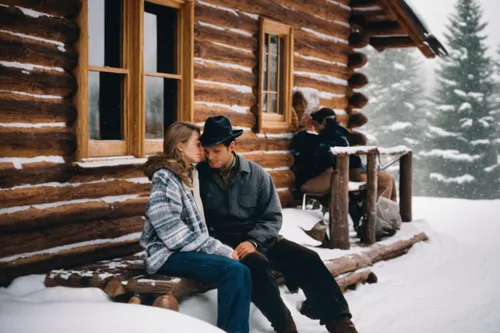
[197,155,282,252]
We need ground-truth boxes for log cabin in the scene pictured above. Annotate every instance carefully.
[0,0,446,286]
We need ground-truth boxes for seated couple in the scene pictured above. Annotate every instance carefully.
[140,116,358,333]
[291,108,397,202]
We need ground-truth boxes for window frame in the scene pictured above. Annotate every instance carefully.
[258,18,294,133]
[75,0,194,160]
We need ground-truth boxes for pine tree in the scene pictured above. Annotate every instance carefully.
[423,0,499,199]
[360,47,428,194]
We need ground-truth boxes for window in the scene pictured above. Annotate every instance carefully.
[75,0,194,159]
[258,18,293,133]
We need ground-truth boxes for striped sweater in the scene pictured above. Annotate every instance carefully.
[140,168,233,274]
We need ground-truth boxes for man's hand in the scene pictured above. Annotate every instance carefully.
[235,241,257,259]
[230,250,240,261]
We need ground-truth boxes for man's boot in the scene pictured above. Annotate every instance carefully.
[325,316,358,333]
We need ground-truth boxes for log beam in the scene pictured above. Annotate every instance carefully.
[2,0,81,17]
[348,73,369,89]
[0,31,78,71]
[194,61,257,88]
[295,56,350,81]
[194,104,256,128]
[349,32,370,49]
[0,64,77,97]
[294,75,347,95]
[0,5,79,44]
[348,93,368,109]
[194,22,257,52]
[194,39,256,68]
[0,127,75,157]
[194,82,256,107]
[369,36,416,51]
[195,2,258,36]
[365,21,405,36]
[348,52,368,69]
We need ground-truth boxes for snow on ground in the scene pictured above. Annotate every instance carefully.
[1,197,499,333]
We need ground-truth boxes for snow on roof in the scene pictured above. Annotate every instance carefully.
[386,122,412,131]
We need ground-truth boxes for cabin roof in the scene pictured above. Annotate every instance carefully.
[350,0,448,58]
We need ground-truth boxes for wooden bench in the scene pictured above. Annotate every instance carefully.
[329,146,413,249]
[43,231,429,310]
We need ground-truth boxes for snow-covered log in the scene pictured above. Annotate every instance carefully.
[2,0,81,17]
[0,127,75,157]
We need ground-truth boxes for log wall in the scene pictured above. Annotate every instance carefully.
[0,0,360,285]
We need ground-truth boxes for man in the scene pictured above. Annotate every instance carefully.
[197,116,358,333]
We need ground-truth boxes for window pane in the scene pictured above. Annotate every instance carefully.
[145,76,178,139]
[144,2,178,74]
[88,71,124,140]
[88,0,122,67]
[262,93,268,113]
[264,33,269,54]
[263,54,268,91]
[279,38,286,115]
[270,55,278,92]
[269,93,277,114]
[270,34,278,55]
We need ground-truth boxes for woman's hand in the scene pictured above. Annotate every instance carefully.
[231,250,240,261]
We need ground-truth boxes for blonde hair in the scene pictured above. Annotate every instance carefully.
[162,121,200,186]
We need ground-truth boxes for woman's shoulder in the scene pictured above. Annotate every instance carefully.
[152,168,182,188]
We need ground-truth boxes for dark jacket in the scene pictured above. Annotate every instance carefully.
[197,155,282,252]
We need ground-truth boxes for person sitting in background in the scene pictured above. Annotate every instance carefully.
[309,108,397,202]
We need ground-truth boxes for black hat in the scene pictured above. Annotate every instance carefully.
[311,108,336,124]
[200,116,243,146]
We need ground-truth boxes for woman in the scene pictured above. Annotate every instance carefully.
[140,121,251,333]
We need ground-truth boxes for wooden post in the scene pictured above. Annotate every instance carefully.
[399,151,413,222]
[364,153,377,244]
[329,155,350,250]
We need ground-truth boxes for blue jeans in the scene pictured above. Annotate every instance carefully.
[158,252,251,333]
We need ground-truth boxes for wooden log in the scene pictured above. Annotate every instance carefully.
[295,30,350,62]
[0,237,142,287]
[0,31,78,71]
[0,92,76,124]
[128,294,142,304]
[0,161,73,189]
[348,72,369,89]
[0,64,77,98]
[348,111,368,129]
[348,92,368,109]
[194,22,257,52]
[2,0,81,17]
[0,127,75,157]
[399,151,412,222]
[278,190,295,207]
[366,21,405,36]
[351,8,388,23]
[0,5,79,44]
[0,179,150,209]
[336,269,377,292]
[194,61,257,88]
[324,253,372,276]
[294,56,350,80]
[348,52,368,69]
[243,152,293,169]
[294,75,347,95]
[236,136,290,152]
[200,0,351,40]
[153,295,179,311]
[0,216,144,257]
[349,32,370,49]
[194,39,256,68]
[370,36,416,51]
[194,82,256,107]
[350,0,377,7]
[330,155,350,249]
[0,197,148,234]
[363,154,377,245]
[268,169,295,189]
[194,104,256,128]
[194,2,258,36]
[104,279,127,297]
[319,97,349,110]
[349,15,367,31]
[279,0,350,23]
[365,232,428,263]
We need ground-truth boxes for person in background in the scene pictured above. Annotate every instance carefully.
[140,121,251,333]
[197,116,358,333]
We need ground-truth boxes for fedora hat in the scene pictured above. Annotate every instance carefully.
[200,116,243,146]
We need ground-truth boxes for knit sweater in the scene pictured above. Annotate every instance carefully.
[140,168,233,275]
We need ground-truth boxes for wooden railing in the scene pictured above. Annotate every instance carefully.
[329,146,413,250]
